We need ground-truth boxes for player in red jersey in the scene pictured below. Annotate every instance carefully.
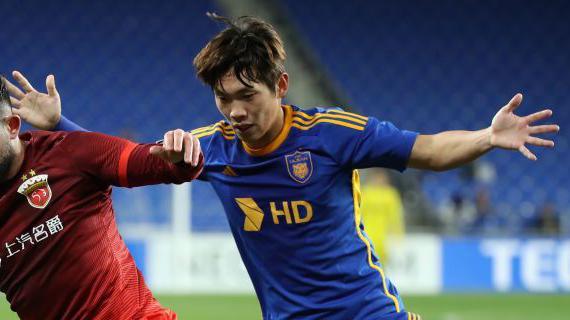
[0,76,203,320]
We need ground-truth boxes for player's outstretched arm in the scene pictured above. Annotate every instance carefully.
[121,129,203,186]
[60,129,203,188]
[408,93,560,171]
[6,71,84,131]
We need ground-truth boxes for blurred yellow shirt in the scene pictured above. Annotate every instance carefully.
[360,183,404,263]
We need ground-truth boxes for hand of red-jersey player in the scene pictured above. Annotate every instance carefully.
[150,129,201,166]
[5,71,62,130]
[489,93,559,160]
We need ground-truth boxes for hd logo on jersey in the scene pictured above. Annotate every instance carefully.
[285,151,313,184]
[235,197,314,231]
[17,170,52,209]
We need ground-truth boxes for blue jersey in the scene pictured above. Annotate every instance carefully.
[193,105,419,320]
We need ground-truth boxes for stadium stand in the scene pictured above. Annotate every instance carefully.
[1,0,567,234]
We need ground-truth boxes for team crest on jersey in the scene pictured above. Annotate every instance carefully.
[285,151,313,184]
[17,170,52,209]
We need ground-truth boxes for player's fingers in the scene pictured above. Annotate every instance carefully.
[12,71,35,93]
[529,124,560,134]
[191,135,201,166]
[519,145,537,161]
[9,96,21,108]
[525,109,552,123]
[527,136,554,147]
[182,133,193,164]
[46,74,59,97]
[180,133,190,163]
[505,93,523,112]
[173,129,184,152]
[4,78,25,99]
[163,131,175,151]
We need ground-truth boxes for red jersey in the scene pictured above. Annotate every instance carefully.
[0,131,203,319]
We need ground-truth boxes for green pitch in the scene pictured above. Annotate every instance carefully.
[0,294,568,319]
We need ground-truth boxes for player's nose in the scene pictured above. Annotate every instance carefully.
[230,105,248,122]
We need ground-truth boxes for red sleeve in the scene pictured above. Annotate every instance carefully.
[59,131,203,187]
[123,143,204,188]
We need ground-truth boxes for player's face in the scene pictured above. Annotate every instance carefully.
[0,117,16,180]
[214,72,288,148]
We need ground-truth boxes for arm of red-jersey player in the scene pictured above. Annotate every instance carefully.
[59,129,203,187]
[6,70,203,185]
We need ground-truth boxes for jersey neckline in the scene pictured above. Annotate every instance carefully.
[242,105,293,157]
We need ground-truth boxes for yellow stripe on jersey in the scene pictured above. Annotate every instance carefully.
[293,111,368,126]
[192,122,235,140]
[192,126,232,137]
[409,312,421,320]
[291,110,367,131]
[292,109,313,121]
[352,170,401,313]
[190,124,216,135]
[218,123,235,136]
[193,128,234,139]
[191,122,235,135]
[294,108,368,123]
[326,109,369,122]
[292,120,365,131]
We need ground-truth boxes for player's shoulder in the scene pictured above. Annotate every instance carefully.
[26,130,70,150]
[189,120,236,157]
[289,105,369,135]
[32,130,124,153]
[23,131,91,164]
[190,120,236,142]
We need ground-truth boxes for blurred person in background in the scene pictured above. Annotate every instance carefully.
[361,168,405,264]
[441,191,476,234]
[464,187,496,234]
[7,13,560,320]
[534,202,560,235]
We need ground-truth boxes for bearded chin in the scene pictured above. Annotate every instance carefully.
[0,144,15,181]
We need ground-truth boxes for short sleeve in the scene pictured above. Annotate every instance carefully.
[327,116,418,171]
[351,117,418,171]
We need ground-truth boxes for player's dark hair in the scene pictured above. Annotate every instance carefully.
[0,76,12,117]
[193,13,286,93]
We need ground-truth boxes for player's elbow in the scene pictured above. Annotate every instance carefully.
[409,134,461,172]
[409,135,448,171]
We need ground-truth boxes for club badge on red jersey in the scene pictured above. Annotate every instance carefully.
[285,151,313,184]
[17,170,52,209]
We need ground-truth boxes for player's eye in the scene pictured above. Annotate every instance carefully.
[242,93,256,101]
[218,95,230,103]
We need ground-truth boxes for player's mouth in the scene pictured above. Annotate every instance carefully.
[234,123,253,134]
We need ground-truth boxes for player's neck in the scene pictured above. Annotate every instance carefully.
[3,140,25,182]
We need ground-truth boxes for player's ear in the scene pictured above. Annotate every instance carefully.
[276,73,289,99]
[6,115,21,139]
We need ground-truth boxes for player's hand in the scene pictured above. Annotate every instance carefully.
[490,93,559,160]
[5,71,62,130]
[149,129,201,166]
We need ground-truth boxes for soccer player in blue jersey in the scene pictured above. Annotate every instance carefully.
[8,14,560,320]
